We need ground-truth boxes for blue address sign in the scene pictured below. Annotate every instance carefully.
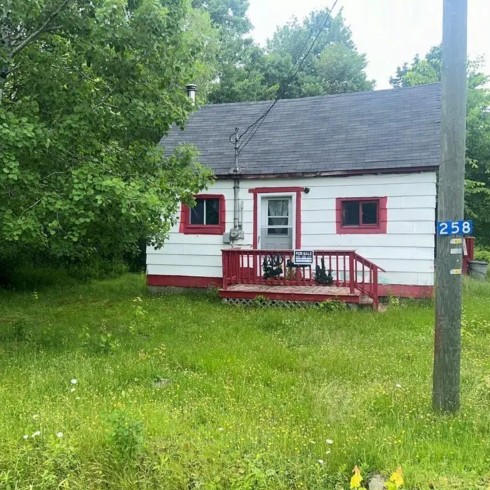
[437,220,473,236]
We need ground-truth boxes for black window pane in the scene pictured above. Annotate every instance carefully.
[362,202,378,225]
[205,198,220,225]
[342,201,360,226]
[268,228,288,235]
[190,200,205,224]
[268,217,288,227]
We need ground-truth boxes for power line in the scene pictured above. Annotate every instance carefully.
[235,0,339,157]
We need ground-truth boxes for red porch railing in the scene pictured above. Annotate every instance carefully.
[221,249,384,308]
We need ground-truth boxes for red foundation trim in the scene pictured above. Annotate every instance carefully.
[378,284,433,299]
[147,275,222,288]
[336,197,387,234]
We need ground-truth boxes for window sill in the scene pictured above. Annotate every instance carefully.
[337,225,386,235]
[181,225,225,235]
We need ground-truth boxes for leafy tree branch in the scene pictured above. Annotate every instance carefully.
[9,0,70,59]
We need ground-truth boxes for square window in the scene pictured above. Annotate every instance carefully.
[337,197,386,234]
[180,195,225,235]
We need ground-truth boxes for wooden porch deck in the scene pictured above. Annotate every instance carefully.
[219,283,373,305]
[221,249,382,308]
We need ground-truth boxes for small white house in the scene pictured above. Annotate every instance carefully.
[147,84,441,306]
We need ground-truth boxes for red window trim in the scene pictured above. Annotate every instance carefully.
[336,197,387,234]
[179,194,226,235]
[249,186,303,249]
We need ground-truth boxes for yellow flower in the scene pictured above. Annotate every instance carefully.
[388,467,404,488]
[350,465,363,489]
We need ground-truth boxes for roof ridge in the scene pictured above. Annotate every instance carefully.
[203,83,441,109]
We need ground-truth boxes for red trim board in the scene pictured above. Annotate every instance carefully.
[147,275,222,288]
[378,284,433,299]
[248,186,305,194]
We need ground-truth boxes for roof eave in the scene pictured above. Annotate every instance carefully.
[213,165,439,180]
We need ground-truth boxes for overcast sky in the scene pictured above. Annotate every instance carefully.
[247,0,490,89]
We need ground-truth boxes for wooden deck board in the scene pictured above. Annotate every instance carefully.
[224,284,356,295]
[219,283,363,303]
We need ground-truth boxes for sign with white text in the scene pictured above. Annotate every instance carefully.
[437,220,473,236]
[293,250,313,265]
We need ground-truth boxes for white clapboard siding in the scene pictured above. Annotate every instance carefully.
[300,234,435,248]
[147,172,437,286]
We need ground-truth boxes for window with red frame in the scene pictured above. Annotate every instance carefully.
[180,195,226,235]
[336,197,387,234]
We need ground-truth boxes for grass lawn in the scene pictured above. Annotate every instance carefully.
[0,274,489,489]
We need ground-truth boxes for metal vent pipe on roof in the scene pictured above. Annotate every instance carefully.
[186,84,197,105]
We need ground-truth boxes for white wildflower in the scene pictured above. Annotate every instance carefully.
[32,414,39,420]
[317,459,325,465]
[70,379,78,385]
[32,430,41,437]
[395,383,402,389]
[23,434,29,440]
[70,387,76,393]
[56,432,63,438]
[325,439,334,445]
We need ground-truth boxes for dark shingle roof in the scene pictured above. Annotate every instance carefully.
[160,83,441,177]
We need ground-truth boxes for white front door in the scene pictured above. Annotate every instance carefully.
[260,196,293,250]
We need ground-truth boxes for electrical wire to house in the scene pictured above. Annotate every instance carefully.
[232,0,340,159]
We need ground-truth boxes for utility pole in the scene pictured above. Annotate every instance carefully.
[433,0,468,412]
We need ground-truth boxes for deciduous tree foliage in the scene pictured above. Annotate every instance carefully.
[265,10,374,99]
[192,0,273,103]
[0,0,215,262]
[192,4,374,103]
[391,46,490,246]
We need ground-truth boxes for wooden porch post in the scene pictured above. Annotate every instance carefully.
[349,253,355,294]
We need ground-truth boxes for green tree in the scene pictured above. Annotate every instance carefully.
[193,5,373,103]
[390,46,442,88]
[0,0,215,264]
[265,10,374,99]
[391,46,490,246]
[192,0,275,102]
[192,0,251,36]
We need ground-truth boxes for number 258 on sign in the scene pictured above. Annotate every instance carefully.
[437,220,473,236]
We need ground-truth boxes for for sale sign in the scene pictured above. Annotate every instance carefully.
[293,250,313,265]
